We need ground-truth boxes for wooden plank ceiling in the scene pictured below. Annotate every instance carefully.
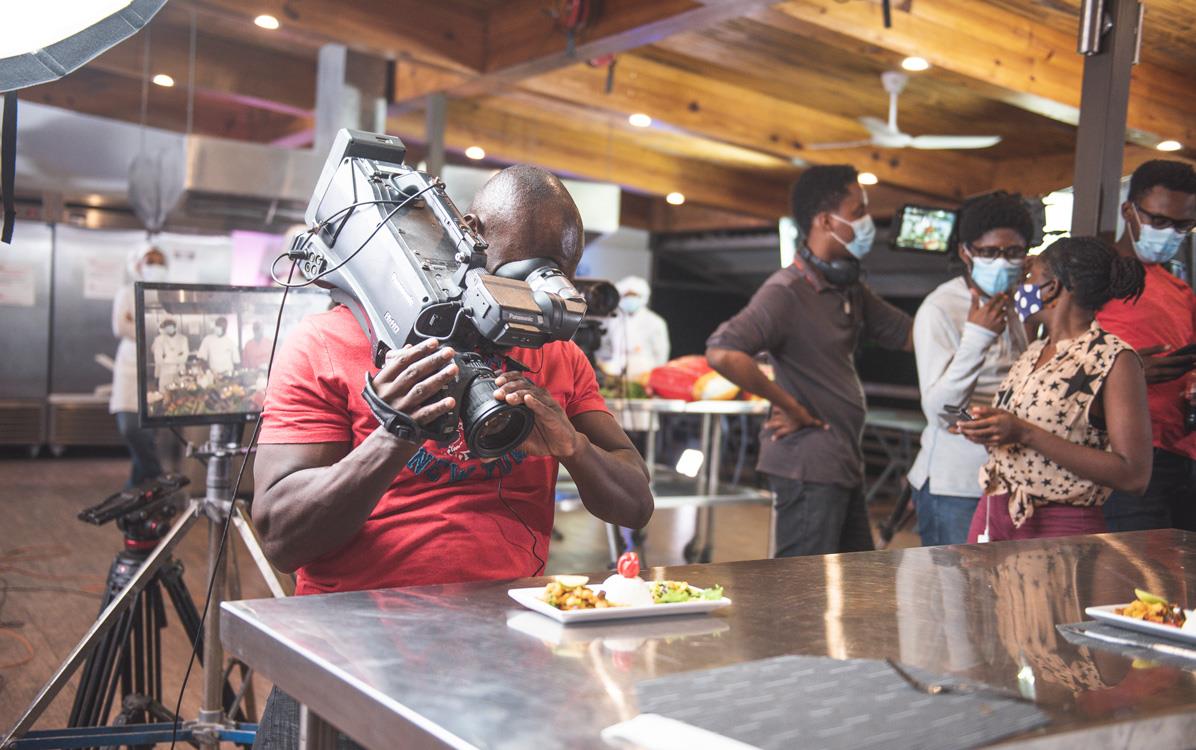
[17,0,1196,228]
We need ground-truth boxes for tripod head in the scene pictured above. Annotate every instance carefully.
[79,474,191,551]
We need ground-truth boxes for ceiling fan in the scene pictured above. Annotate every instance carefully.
[806,71,1002,151]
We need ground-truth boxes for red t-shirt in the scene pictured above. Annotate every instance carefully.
[1097,263,1196,460]
[259,304,608,595]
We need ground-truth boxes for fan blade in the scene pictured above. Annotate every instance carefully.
[802,139,876,151]
[910,135,1002,150]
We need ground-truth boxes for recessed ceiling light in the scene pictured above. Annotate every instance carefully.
[465,145,486,160]
[901,56,930,72]
[1157,139,1183,152]
[666,192,685,206]
[858,171,879,186]
[254,14,280,30]
[628,112,652,128]
[152,73,174,87]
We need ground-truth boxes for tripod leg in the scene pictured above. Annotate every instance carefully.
[3,501,203,748]
[232,501,291,598]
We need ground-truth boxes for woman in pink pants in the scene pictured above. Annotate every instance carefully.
[954,237,1153,542]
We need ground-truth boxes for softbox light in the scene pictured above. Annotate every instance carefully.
[0,0,167,93]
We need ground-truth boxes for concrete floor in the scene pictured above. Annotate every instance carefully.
[0,451,917,740]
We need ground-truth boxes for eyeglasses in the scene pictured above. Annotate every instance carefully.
[966,243,1028,260]
[1135,204,1196,234]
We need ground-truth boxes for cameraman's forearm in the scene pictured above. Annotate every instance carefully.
[562,435,653,529]
[254,429,416,572]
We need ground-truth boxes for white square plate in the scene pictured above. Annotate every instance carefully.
[508,585,731,624]
[1085,604,1196,644]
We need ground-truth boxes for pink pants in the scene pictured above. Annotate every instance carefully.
[967,493,1107,543]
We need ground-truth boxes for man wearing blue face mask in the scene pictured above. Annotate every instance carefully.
[707,165,912,557]
[908,193,1032,545]
[1098,159,1196,532]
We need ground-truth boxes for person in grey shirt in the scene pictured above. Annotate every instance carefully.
[707,165,912,557]
[907,193,1031,546]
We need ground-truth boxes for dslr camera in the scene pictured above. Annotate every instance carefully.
[294,129,588,457]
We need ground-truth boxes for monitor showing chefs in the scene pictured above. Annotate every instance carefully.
[136,286,329,421]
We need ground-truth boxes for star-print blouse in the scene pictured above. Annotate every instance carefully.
[979,322,1133,527]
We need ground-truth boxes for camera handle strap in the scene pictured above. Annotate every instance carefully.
[362,373,427,444]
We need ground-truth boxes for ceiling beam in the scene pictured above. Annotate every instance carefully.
[87,20,316,115]
[765,1,1196,151]
[22,68,310,143]
[993,145,1196,198]
[387,97,793,219]
[182,0,485,73]
[393,0,779,104]
[517,52,995,200]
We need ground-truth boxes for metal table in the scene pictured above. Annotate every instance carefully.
[597,399,772,564]
[222,530,1196,750]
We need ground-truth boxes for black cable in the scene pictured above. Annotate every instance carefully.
[269,185,439,290]
[496,474,545,577]
[168,260,296,749]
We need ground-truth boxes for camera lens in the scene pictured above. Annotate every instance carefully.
[456,355,534,458]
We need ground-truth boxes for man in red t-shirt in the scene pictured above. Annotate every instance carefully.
[250,166,653,747]
[1097,160,1196,531]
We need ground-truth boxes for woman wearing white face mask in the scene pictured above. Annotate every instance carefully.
[110,245,168,488]
[597,275,670,383]
[908,193,1033,545]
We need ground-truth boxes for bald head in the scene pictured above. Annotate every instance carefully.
[466,165,584,276]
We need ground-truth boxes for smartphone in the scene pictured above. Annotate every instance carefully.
[942,404,975,423]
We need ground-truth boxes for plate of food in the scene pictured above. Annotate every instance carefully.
[508,552,731,624]
[1085,588,1196,644]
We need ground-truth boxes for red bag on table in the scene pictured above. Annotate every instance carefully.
[647,355,740,402]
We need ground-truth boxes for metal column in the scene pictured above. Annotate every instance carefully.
[425,92,447,178]
[1071,0,1143,239]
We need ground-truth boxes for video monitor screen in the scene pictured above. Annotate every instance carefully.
[894,204,959,254]
[134,283,330,427]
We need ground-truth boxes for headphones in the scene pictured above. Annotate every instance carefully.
[797,242,860,287]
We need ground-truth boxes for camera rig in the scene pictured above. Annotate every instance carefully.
[290,130,589,457]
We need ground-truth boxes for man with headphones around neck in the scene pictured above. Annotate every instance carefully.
[706,165,913,557]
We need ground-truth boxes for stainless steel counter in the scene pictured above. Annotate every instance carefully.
[222,530,1196,749]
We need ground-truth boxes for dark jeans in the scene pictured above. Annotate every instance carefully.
[114,411,162,488]
[255,687,363,750]
[767,475,875,557]
[912,482,978,547]
[1103,448,1196,532]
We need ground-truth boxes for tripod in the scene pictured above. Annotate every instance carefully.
[3,424,288,750]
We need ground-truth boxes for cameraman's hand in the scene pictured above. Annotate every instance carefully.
[371,339,459,441]
[493,372,582,459]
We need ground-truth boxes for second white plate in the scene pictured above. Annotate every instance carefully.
[508,585,731,624]
[1085,604,1196,644]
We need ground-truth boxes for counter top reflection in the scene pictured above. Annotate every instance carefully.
[221,530,1196,749]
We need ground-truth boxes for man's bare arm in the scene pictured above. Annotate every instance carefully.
[565,411,653,529]
[251,339,459,572]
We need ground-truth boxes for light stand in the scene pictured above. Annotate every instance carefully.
[3,424,287,750]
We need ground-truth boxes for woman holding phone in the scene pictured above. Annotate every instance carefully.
[908,193,1032,545]
[956,236,1152,542]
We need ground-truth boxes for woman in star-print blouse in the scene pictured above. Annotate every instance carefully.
[953,236,1153,541]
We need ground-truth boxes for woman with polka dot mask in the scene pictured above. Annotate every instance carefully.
[953,237,1153,542]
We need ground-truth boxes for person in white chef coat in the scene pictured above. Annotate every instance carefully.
[597,275,671,383]
[110,245,168,487]
[197,316,240,375]
[152,318,190,391]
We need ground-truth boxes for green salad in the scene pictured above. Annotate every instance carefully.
[650,580,725,604]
